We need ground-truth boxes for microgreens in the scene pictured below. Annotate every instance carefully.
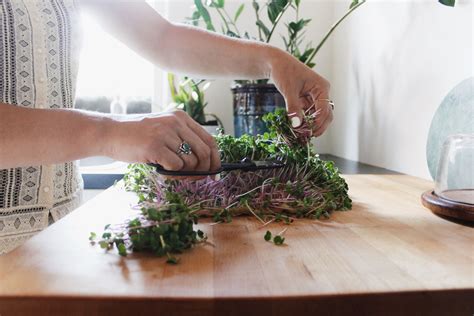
[273,235,285,246]
[92,108,351,263]
[264,230,272,241]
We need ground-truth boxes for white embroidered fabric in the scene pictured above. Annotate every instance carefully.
[0,0,83,254]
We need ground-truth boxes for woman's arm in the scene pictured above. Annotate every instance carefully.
[79,0,332,132]
[0,103,108,168]
[80,0,273,80]
[0,103,220,171]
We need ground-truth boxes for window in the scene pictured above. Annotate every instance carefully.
[76,5,159,188]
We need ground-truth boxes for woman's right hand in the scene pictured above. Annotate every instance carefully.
[104,110,221,172]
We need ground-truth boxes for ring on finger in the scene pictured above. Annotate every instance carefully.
[177,141,192,156]
[316,98,335,111]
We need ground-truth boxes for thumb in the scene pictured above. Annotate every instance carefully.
[286,98,303,128]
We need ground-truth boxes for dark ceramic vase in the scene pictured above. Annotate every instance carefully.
[232,83,285,137]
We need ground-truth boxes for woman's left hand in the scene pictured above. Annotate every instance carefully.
[269,49,333,137]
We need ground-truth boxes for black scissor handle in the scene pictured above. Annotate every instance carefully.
[147,160,285,177]
[147,163,223,176]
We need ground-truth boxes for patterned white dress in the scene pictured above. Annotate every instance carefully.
[0,0,83,254]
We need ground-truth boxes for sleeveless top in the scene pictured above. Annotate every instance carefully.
[0,0,83,254]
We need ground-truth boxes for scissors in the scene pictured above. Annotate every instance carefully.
[147,158,285,176]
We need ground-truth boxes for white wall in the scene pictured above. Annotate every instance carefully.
[326,0,473,178]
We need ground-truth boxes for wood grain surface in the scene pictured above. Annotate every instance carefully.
[0,175,473,316]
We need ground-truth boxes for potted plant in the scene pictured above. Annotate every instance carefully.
[168,73,224,135]
[189,0,366,136]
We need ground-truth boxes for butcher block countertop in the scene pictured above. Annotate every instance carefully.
[0,174,473,316]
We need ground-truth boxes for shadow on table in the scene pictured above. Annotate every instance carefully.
[319,154,400,175]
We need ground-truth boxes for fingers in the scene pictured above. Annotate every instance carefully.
[177,127,211,171]
[313,99,334,137]
[160,136,208,181]
[144,110,219,176]
[286,96,305,128]
[313,109,333,137]
[163,133,202,172]
[153,146,184,171]
[173,111,215,172]
[287,79,330,129]
[182,115,221,172]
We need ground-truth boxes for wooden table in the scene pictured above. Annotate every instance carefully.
[0,175,473,316]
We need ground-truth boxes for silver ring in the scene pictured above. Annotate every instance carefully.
[177,141,192,155]
[329,100,335,111]
[318,98,334,111]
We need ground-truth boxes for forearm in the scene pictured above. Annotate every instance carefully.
[0,103,112,169]
[155,23,285,80]
[80,0,289,80]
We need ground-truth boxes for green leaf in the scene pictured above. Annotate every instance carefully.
[267,3,278,23]
[281,35,289,50]
[349,0,359,9]
[194,0,215,31]
[288,19,310,35]
[117,243,127,256]
[267,0,288,23]
[166,255,180,264]
[89,232,97,241]
[299,48,315,63]
[190,10,201,27]
[256,20,270,38]
[191,91,199,102]
[289,21,299,33]
[252,0,259,11]
[273,235,285,245]
[197,229,205,239]
[438,0,455,6]
[234,4,245,22]
[264,230,272,241]
[226,30,239,38]
[168,73,177,101]
[295,0,301,7]
[147,208,160,221]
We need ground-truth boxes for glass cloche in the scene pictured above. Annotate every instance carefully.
[434,134,474,205]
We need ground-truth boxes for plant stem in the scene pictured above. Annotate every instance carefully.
[222,7,241,36]
[244,200,266,225]
[305,0,366,67]
[253,1,263,41]
[215,8,231,34]
[291,4,300,54]
[168,73,177,100]
[266,1,292,43]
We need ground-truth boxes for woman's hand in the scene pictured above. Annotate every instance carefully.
[269,49,333,137]
[104,110,221,172]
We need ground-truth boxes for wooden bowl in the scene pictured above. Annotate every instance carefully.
[421,190,474,222]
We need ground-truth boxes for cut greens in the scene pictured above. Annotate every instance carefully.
[92,108,351,262]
